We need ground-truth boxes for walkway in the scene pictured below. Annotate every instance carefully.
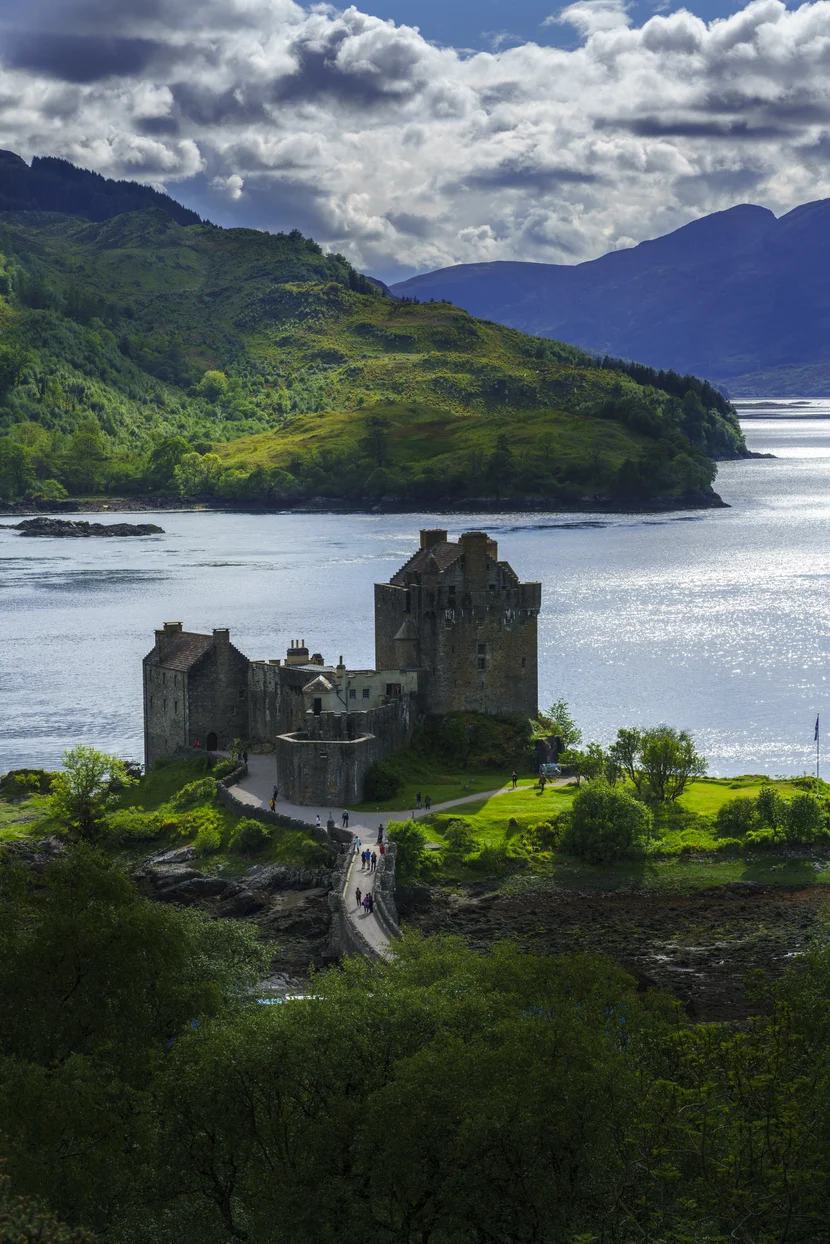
[343,833,391,959]
[234,754,513,832]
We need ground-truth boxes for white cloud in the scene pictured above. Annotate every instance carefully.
[545,0,632,37]
[2,0,830,276]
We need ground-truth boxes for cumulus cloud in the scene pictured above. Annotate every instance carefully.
[1,0,830,277]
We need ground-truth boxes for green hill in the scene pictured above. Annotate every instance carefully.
[0,192,746,508]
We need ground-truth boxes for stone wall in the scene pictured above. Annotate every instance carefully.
[144,664,188,766]
[247,661,312,744]
[275,697,414,806]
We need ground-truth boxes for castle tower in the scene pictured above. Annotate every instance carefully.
[374,529,541,718]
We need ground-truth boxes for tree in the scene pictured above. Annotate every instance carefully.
[49,745,134,840]
[173,451,222,496]
[195,370,228,401]
[559,742,606,785]
[756,784,787,838]
[543,699,582,748]
[0,438,36,500]
[362,414,391,467]
[147,435,190,487]
[609,725,706,802]
[783,793,824,844]
[387,819,427,880]
[561,780,653,863]
[0,848,266,1231]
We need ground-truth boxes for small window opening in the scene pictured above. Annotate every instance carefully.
[313,697,322,716]
[349,688,357,699]
[362,688,370,699]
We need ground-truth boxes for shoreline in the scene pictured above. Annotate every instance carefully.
[0,490,730,518]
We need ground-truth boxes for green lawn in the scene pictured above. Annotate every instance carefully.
[411,775,830,890]
[353,769,530,814]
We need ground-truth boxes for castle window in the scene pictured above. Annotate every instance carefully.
[522,657,526,669]
[238,689,245,700]
[448,585,456,597]
[349,689,357,700]
[163,699,167,712]
[477,643,486,655]
[362,688,370,699]
[489,584,496,592]
[477,657,486,671]
[313,697,322,716]
[174,701,178,714]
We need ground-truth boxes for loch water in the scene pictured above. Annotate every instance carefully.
[3,402,830,777]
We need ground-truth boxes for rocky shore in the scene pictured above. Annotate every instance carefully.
[3,517,164,537]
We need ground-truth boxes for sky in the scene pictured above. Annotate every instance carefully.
[0,0,828,281]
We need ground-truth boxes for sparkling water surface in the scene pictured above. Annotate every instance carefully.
[3,403,830,776]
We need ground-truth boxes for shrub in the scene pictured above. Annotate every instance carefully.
[470,844,511,875]
[0,768,54,798]
[784,794,825,844]
[212,761,236,781]
[231,818,272,856]
[168,777,217,811]
[444,818,477,855]
[388,819,427,881]
[194,820,222,855]
[715,797,757,837]
[364,759,404,801]
[106,809,165,842]
[755,784,786,834]
[562,781,653,864]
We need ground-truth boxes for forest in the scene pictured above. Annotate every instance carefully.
[2,844,830,1244]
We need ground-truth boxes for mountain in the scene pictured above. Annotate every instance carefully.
[0,151,744,510]
[391,200,830,397]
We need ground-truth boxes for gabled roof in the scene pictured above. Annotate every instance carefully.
[145,632,214,672]
[390,541,463,585]
[303,675,335,694]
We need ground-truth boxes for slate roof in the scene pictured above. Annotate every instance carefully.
[390,541,464,585]
[146,632,214,671]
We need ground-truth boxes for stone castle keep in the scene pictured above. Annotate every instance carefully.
[143,529,541,804]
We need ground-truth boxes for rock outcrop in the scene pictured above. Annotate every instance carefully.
[7,517,164,537]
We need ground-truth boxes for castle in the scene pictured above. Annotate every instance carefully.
[143,529,541,804]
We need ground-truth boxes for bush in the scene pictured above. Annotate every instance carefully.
[444,818,477,856]
[105,809,165,842]
[230,818,272,856]
[470,844,511,875]
[784,794,825,844]
[388,819,427,881]
[194,822,222,855]
[212,761,236,781]
[168,777,217,811]
[364,759,404,801]
[0,768,54,798]
[715,797,757,837]
[562,781,653,864]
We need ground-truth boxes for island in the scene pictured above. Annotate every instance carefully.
[5,517,164,537]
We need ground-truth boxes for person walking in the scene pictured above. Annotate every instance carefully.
[355,886,362,909]
[342,810,350,828]
[272,784,279,801]
[315,814,321,830]
[242,749,248,764]
[269,798,275,811]
[376,824,384,845]
[367,892,374,914]
[379,842,386,856]
[360,850,366,871]
[424,794,432,811]
[511,770,518,789]
[354,835,362,856]
[416,792,422,810]
[362,894,370,913]
[371,851,377,872]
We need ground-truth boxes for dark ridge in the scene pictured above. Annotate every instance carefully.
[0,150,204,227]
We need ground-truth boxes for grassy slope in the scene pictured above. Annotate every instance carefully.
[0,209,740,503]
[411,775,830,892]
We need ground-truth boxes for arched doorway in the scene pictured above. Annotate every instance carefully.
[206,731,218,752]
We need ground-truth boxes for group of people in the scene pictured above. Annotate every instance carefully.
[413,792,432,813]
[354,886,374,915]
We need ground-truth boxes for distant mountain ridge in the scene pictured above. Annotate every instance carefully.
[0,149,203,227]
[391,200,830,397]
